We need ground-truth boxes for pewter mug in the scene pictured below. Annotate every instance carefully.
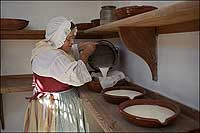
[100,6,117,25]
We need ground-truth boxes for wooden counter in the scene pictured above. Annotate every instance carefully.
[0,75,199,132]
[79,87,199,132]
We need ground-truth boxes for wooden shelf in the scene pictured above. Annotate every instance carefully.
[84,1,199,81]
[0,74,33,93]
[0,30,119,40]
[0,30,45,40]
[85,1,199,33]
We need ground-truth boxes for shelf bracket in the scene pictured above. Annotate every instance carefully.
[119,27,157,81]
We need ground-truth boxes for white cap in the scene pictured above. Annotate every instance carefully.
[45,16,74,49]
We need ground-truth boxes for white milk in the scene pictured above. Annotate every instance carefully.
[124,105,175,123]
[99,67,110,78]
[105,90,142,99]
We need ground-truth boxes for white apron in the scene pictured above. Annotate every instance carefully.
[24,40,90,132]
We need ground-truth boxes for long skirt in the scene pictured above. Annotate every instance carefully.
[24,88,89,132]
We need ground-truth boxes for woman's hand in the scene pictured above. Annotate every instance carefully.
[79,42,96,56]
[79,42,96,63]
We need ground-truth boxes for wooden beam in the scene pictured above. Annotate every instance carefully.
[0,30,119,40]
[0,30,45,40]
[77,31,119,39]
[1,30,45,40]
[157,20,200,34]
[119,27,157,81]
[0,94,4,129]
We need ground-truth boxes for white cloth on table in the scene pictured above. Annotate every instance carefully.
[91,70,126,89]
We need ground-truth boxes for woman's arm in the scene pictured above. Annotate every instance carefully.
[78,42,96,51]
[79,42,96,63]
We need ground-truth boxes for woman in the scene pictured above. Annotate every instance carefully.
[24,16,96,132]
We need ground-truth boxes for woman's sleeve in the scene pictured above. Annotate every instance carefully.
[49,54,92,86]
[71,44,80,60]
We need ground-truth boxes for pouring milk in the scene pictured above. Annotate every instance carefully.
[99,67,110,78]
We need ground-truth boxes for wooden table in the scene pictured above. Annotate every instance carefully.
[79,87,199,132]
[0,75,199,132]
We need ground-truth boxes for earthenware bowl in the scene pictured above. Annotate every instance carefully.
[91,19,100,27]
[102,85,146,104]
[76,23,94,30]
[115,5,157,19]
[119,99,180,127]
[0,18,29,30]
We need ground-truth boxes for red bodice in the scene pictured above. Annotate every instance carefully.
[27,73,70,101]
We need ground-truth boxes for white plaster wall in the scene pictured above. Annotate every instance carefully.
[0,39,100,75]
[1,92,32,132]
[107,1,199,111]
[1,1,102,29]
[1,1,199,132]
[101,1,199,110]
[119,32,199,110]
[1,40,38,75]
[1,0,181,30]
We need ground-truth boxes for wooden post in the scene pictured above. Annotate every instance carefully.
[0,94,5,129]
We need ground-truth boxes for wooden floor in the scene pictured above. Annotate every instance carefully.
[79,87,199,132]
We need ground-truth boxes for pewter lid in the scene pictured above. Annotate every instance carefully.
[101,6,116,9]
[88,40,118,71]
